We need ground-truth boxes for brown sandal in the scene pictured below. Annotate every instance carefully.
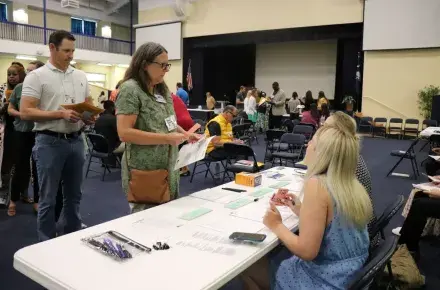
[7,204,16,217]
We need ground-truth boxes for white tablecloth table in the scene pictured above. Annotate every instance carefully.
[14,167,302,290]
[420,127,440,138]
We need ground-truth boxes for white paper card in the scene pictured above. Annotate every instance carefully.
[174,136,215,170]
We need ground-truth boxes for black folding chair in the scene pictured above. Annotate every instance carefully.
[85,133,122,181]
[271,133,306,167]
[265,129,287,162]
[222,143,264,182]
[386,139,420,179]
[190,155,227,186]
[388,118,403,139]
[347,235,399,290]
[233,123,252,145]
[359,116,373,135]
[192,119,206,134]
[403,118,420,138]
[293,124,314,143]
[242,119,258,144]
[369,195,405,242]
[372,117,387,138]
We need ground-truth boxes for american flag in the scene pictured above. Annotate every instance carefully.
[186,59,193,91]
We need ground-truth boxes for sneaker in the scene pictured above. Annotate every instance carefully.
[392,227,401,236]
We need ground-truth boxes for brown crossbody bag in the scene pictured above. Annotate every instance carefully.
[125,92,172,204]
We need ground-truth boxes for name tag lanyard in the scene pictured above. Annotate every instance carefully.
[60,73,76,104]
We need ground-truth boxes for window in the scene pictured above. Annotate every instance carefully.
[71,17,97,36]
[86,73,106,88]
[0,2,8,22]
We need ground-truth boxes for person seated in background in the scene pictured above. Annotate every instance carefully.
[176,82,189,106]
[172,93,195,176]
[205,105,243,160]
[301,102,319,127]
[288,91,301,120]
[244,89,257,123]
[423,147,440,176]
[317,91,328,111]
[319,103,330,125]
[241,121,372,290]
[398,186,440,261]
[206,92,216,110]
[94,100,125,154]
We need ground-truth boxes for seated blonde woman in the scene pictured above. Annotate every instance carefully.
[242,124,373,290]
[206,92,216,110]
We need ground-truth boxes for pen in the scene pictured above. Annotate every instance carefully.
[222,187,246,193]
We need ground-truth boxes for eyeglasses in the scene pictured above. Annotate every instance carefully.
[226,111,238,117]
[150,61,171,70]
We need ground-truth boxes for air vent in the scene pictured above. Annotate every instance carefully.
[61,0,80,9]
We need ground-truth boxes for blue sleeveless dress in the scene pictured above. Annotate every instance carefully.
[269,205,369,289]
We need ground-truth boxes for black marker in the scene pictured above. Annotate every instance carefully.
[222,187,246,193]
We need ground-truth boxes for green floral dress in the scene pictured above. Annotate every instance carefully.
[115,79,179,213]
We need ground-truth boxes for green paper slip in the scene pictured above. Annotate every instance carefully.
[225,198,253,210]
[179,208,213,221]
[269,181,291,189]
[251,188,274,197]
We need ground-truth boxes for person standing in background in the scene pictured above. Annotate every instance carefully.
[244,89,257,123]
[176,82,189,106]
[0,63,27,207]
[269,82,286,129]
[206,92,216,110]
[317,91,328,111]
[288,91,301,120]
[97,91,107,108]
[20,30,93,241]
[7,60,45,216]
[172,93,195,176]
[236,85,246,110]
[255,91,269,133]
[109,81,121,102]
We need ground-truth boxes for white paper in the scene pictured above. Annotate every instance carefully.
[231,196,293,223]
[412,182,438,192]
[429,155,440,161]
[174,136,215,170]
[191,188,243,203]
[198,218,265,234]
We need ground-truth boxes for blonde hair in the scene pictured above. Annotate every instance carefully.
[325,111,357,136]
[306,125,372,228]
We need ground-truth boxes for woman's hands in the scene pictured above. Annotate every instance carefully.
[263,203,283,231]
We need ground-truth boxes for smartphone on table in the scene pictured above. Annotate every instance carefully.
[229,232,267,243]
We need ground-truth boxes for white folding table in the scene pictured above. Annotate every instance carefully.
[14,167,302,290]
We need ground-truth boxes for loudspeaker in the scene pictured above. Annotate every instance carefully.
[431,95,440,122]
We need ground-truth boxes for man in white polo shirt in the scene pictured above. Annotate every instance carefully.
[20,30,92,241]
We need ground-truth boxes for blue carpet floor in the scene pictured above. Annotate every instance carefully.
[0,136,439,289]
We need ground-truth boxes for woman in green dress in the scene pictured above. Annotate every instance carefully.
[116,42,198,213]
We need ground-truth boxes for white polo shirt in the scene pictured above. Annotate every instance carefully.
[22,62,89,133]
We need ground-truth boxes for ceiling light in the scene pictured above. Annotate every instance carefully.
[117,64,129,68]
[97,63,113,67]
[16,55,37,61]
[101,25,112,38]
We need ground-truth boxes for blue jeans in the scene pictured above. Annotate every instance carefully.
[33,133,84,241]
